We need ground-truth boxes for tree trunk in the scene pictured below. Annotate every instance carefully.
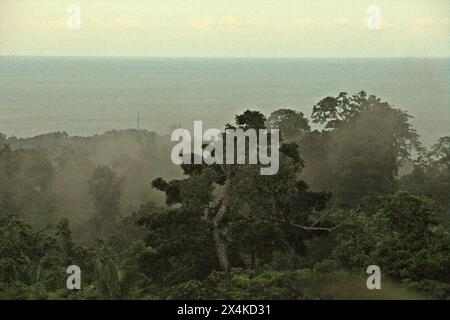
[212,224,230,274]
[212,187,231,283]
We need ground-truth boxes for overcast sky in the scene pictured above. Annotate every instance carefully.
[0,0,448,57]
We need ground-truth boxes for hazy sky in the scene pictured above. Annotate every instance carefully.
[0,0,448,57]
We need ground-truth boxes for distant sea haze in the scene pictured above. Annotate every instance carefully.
[0,56,448,146]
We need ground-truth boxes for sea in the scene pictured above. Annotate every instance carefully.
[0,56,448,146]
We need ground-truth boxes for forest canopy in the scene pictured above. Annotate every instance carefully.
[0,91,449,300]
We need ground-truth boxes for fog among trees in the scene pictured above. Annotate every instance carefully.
[0,91,448,299]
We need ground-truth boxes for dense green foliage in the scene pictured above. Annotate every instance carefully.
[334,192,450,298]
[0,91,448,299]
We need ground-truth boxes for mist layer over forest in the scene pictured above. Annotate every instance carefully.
[0,91,449,299]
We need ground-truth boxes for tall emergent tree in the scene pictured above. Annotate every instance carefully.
[151,110,336,281]
[304,91,420,208]
[267,108,311,142]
